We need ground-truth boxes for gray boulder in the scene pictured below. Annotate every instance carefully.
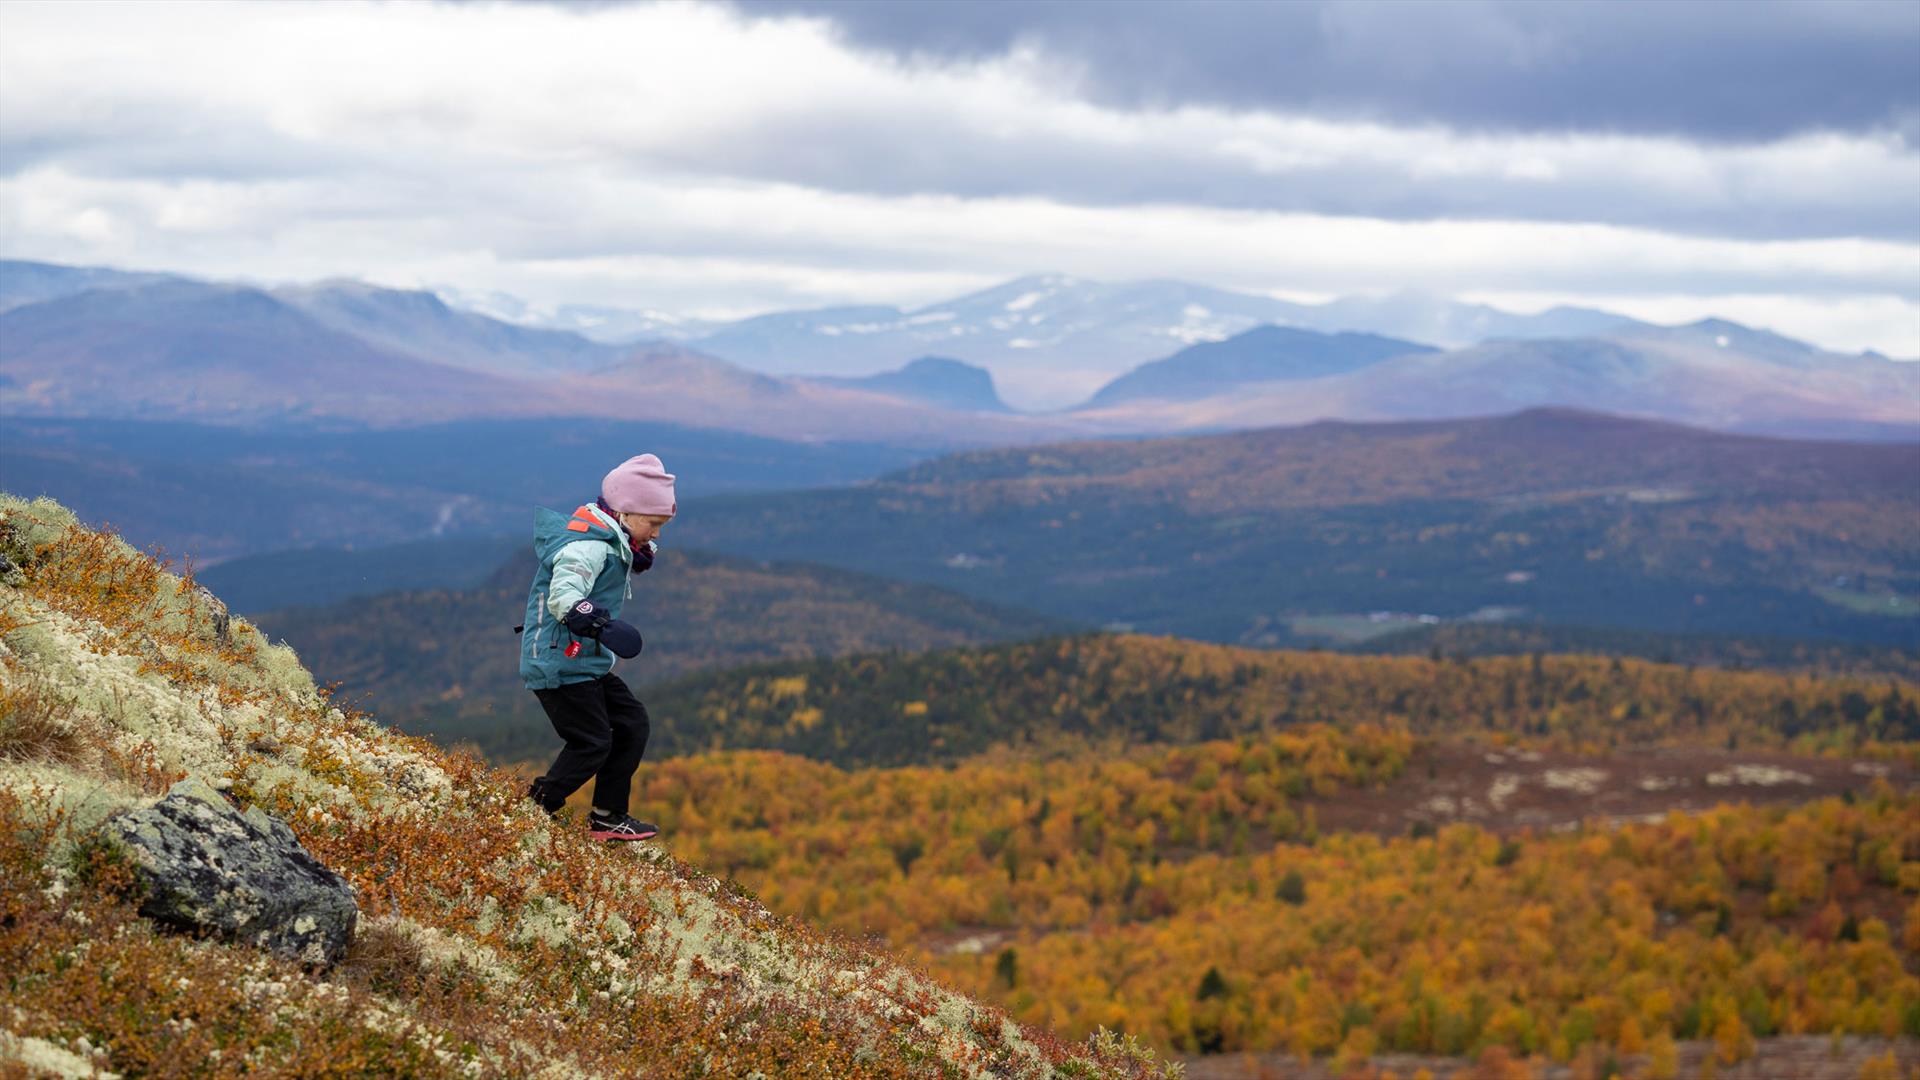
[110,778,358,967]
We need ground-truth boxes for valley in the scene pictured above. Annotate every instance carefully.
[670,410,1920,650]
[2,259,1915,1080]
[6,5,1917,1075]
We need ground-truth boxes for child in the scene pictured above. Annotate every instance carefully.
[519,453,675,841]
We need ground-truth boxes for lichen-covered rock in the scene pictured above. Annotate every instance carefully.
[109,777,358,967]
[192,584,232,646]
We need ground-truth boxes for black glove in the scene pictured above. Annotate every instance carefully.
[631,539,656,575]
[600,619,644,658]
[563,599,611,637]
[563,600,644,659]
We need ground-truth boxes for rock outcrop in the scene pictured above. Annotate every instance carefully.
[110,777,359,967]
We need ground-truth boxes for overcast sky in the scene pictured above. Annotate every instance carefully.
[2,0,1916,353]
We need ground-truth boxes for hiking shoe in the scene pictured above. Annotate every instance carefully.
[588,812,659,842]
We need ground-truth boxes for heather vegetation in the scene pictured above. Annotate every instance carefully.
[0,494,1173,1078]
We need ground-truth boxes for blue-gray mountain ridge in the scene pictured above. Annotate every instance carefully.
[810,356,1012,413]
[2,259,1913,447]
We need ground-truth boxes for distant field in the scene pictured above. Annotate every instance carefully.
[1818,587,1920,618]
[1286,612,1437,643]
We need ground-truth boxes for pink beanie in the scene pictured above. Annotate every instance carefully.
[601,454,677,517]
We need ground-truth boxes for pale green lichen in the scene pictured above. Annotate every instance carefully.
[363,914,520,991]
[0,1031,118,1079]
[0,764,145,845]
[0,494,81,556]
[1,587,236,785]
[600,911,634,944]
[2,617,60,662]
[470,894,503,937]
[2,494,1132,1080]
[513,896,582,949]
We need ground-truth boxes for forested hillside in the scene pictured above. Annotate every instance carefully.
[2,415,924,562]
[628,731,1920,1064]
[640,633,1918,768]
[1354,622,1920,684]
[671,410,1920,648]
[256,549,1071,760]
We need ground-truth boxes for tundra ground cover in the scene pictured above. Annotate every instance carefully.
[0,494,1174,1078]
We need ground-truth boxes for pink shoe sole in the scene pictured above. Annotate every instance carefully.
[590,827,658,842]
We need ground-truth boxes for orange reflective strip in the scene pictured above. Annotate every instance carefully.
[566,520,592,532]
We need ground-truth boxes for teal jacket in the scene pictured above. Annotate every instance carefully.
[519,502,636,690]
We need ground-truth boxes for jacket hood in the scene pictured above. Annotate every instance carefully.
[533,504,631,567]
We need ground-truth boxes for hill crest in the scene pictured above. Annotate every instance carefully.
[0,493,1169,1078]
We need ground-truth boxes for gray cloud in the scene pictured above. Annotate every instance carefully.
[4,0,1914,244]
[2,0,1914,357]
[733,0,1920,143]
[635,106,1920,243]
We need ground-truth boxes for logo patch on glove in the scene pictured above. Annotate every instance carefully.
[575,601,596,614]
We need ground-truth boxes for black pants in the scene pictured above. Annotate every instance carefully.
[530,673,650,815]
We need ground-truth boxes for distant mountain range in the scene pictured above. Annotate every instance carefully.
[1081,326,1436,408]
[1075,318,1920,443]
[2,259,1914,455]
[442,273,1654,410]
[0,259,181,312]
[0,261,1079,447]
[431,285,721,345]
[808,357,1012,413]
[0,277,545,425]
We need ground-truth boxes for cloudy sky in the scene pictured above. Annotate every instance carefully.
[2,0,1917,353]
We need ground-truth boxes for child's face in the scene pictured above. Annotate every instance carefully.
[620,513,671,544]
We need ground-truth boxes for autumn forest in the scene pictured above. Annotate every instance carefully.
[530,635,1920,1076]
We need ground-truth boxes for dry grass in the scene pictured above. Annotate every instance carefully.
[0,789,456,1079]
[0,665,84,765]
[0,494,1180,1079]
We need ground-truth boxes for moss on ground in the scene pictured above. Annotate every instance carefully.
[0,493,1178,1079]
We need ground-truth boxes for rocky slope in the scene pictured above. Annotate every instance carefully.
[0,493,1173,1079]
